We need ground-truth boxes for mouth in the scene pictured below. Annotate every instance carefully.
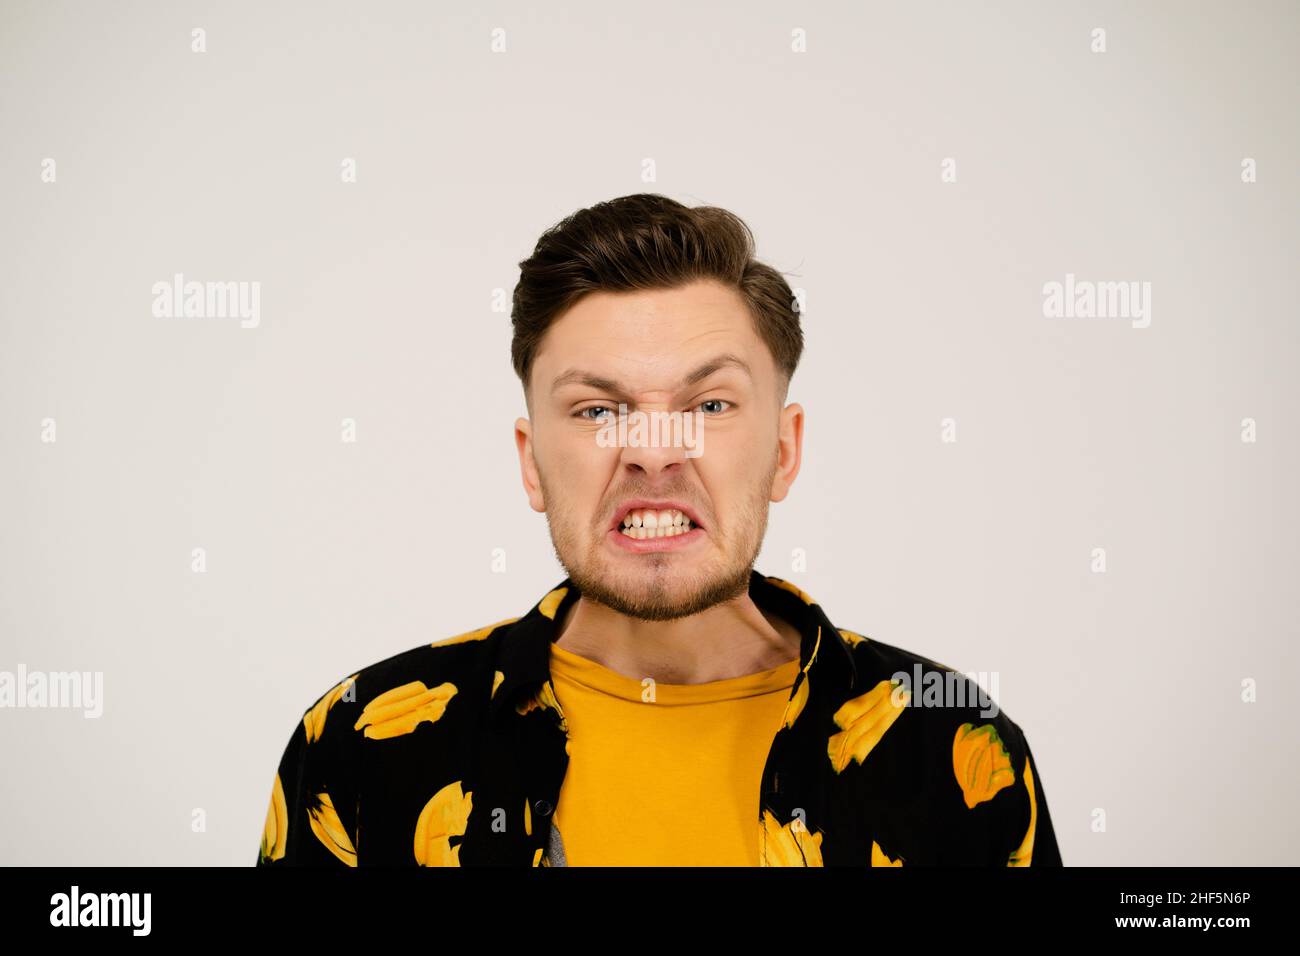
[608,500,705,539]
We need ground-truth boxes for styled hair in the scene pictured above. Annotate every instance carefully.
[510,193,803,406]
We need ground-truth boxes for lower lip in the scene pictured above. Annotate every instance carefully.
[607,525,707,553]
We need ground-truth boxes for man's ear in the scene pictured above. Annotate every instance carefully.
[769,402,804,504]
[515,417,546,513]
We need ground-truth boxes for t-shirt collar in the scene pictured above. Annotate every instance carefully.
[488,570,859,726]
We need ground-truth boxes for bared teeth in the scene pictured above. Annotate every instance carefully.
[619,508,695,538]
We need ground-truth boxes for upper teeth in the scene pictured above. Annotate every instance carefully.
[620,508,694,537]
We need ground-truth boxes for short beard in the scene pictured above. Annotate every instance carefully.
[562,555,756,622]
[538,450,777,623]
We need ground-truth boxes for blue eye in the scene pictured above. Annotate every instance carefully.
[574,400,732,421]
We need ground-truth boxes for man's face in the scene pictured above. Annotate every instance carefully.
[515,277,803,621]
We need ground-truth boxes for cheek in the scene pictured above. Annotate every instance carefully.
[549,457,610,524]
[712,469,771,528]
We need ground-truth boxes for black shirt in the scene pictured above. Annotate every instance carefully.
[257,570,1063,866]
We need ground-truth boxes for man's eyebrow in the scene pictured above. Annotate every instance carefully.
[549,353,752,397]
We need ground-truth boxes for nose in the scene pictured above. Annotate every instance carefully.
[612,408,694,479]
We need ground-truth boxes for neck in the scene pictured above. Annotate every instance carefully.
[553,589,802,685]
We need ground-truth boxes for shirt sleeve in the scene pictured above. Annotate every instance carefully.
[1006,726,1063,866]
[256,692,361,867]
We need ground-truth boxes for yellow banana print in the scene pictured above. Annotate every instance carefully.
[538,587,569,620]
[871,840,903,866]
[782,674,809,729]
[1007,755,1037,866]
[953,722,1015,809]
[828,678,910,773]
[413,780,473,866]
[766,577,815,605]
[259,772,288,862]
[303,673,359,744]
[759,809,824,866]
[432,617,520,649]
[838,628,869,647]
[491,670,504,698]
[353,680,457,739]
[308,791,357,866]
[780,626,821,728]
[803,626,821,671]
[516,680,569,734]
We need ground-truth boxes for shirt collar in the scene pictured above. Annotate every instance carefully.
[488,570,859,726]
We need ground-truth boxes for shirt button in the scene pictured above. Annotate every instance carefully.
[533,799,554,817]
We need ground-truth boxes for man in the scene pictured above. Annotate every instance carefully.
[257,193,1062,867]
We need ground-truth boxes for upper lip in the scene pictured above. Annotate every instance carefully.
[609,499,705,531]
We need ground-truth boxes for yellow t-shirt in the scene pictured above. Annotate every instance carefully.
[548,640,801,866]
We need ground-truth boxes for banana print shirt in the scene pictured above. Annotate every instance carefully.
[257,571,1063,867]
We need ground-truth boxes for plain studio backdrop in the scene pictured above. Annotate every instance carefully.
[1,0,1297,866]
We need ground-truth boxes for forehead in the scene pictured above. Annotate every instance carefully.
[533,278,773,396]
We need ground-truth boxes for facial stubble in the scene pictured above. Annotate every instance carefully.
[537,447,780,622]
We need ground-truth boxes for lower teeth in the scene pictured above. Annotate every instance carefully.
[620,524,693,539]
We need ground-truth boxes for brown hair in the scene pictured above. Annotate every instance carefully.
[510,193,803,406]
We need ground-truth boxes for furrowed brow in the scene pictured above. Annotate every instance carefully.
[550,353,752,398]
